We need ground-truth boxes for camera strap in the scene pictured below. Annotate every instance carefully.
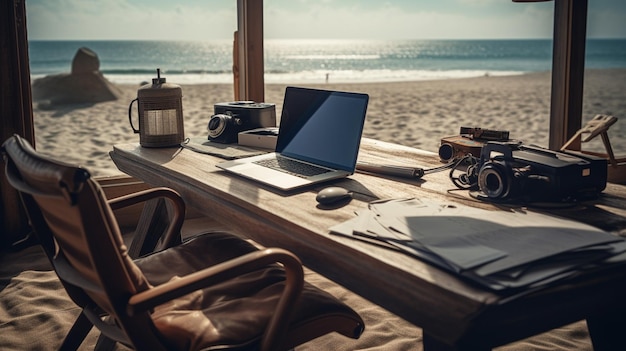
[449,154,480,190]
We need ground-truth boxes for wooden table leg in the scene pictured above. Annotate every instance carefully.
[587,308,626,351]
[423,331,490,351]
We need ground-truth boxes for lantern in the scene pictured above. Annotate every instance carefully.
[128,69,184,147]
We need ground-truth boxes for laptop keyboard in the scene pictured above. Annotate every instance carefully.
[254,156,331,178]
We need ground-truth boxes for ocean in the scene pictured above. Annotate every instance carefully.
[28,39,626,85]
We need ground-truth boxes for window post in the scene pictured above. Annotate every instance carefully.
[0,0,35,246]
[236,0,265,102]
[548,0,588,150]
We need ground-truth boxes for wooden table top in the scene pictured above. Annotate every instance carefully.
[110,138,626,349]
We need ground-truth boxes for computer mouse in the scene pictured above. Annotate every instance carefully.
[316,187,352,205]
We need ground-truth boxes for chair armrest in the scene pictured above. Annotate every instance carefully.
[108,187,185,252]
[127,248,304,351]
[108,187,185,215]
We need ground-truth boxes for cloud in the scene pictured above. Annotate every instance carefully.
[25,0,622,40]
[26,0,237,40]
[457,0,502,5]
[588,9,626,38]
[265,3,553,39]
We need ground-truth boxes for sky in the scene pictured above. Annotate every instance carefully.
[26,0,626,41]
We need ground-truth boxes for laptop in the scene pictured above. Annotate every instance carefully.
[216,86,369,191]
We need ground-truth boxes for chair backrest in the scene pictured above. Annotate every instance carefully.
[2,134,160,347]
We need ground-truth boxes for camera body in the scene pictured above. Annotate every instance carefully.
[475,141,607,202]
[208,101,276,143]
[439,135,486,162]
[439,127,510,162]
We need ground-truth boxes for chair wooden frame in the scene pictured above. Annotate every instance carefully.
[2,134,364,351]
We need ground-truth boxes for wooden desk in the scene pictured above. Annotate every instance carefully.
[110,139,626,351]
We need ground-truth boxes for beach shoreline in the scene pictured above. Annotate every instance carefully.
[32,68,626,177]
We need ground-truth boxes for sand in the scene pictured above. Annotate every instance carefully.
[32,69,626,177]
[11,70,625,350]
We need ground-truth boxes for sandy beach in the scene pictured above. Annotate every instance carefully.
[32,69,626,177]
[7,69,624,351]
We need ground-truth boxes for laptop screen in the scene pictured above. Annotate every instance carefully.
[276,87,369,172]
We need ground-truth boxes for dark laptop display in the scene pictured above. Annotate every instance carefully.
[216,86,369,191]
[277,87,369,172]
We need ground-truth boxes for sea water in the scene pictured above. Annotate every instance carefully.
[28,39,626,85]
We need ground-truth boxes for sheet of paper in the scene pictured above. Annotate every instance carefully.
[330,210,459,272]
[329,197,626,291]
[368,198,622,273]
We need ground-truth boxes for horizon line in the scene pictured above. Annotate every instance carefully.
[27,37,626,42]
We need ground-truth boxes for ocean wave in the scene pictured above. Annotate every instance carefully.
[284,54,381,60]
[263,69,525,84]
[101,68,233,75]
[34,68,523,85]
[28,39,625,85]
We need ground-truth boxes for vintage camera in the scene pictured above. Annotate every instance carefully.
[207,101,276,143]
[439,127,510,162]
[473,141,607,202]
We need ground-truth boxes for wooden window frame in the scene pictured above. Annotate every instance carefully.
[0,0,593,237]
[1,0,34,244]
[236,0,265,102]
[548,0,588,150]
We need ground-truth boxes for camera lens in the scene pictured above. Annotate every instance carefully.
[484,171,502,192]
[208,114,230,138]
[438,143,455,162]
[478,163,509,199]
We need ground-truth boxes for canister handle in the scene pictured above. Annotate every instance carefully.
[128,98,140,133]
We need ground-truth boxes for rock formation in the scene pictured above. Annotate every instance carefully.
[32,47,122,105]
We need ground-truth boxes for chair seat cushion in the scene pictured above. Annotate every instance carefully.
[135,232,364,351]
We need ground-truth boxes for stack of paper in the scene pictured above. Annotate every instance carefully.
[330,198,626,291]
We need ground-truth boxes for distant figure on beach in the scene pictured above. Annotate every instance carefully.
[32,47,122,105]
[325,73,329,83]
